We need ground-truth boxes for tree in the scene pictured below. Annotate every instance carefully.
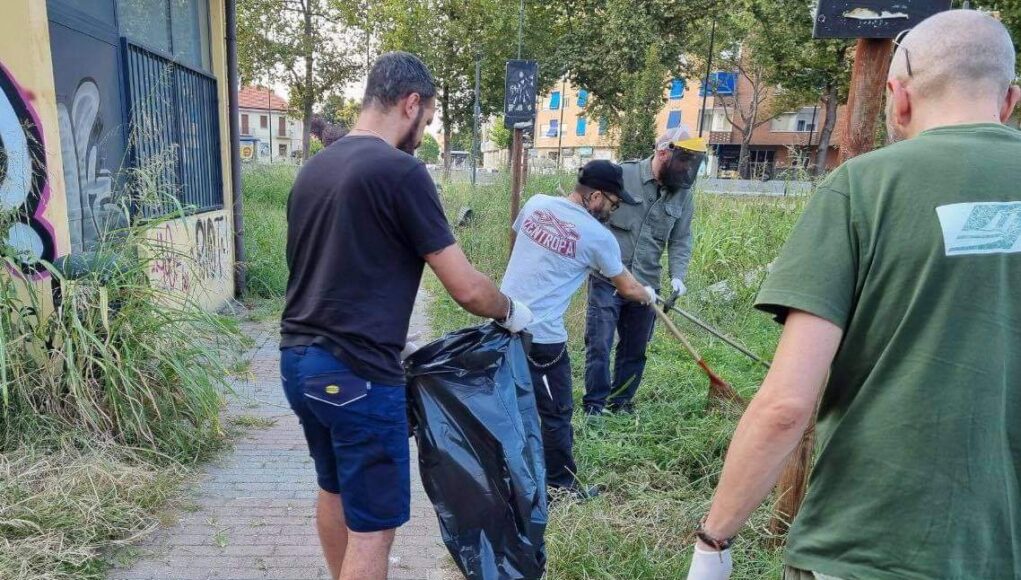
[237,0,360,160]
[489,117,512,151]
[417,133,440,164]
[546,0,716,139]
[321,95,362,130]
[684,7,785,179]
[618,45,667,160]
[349,0,562,176]
[744,0,852,176]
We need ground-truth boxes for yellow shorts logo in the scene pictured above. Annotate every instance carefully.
[325,385,340,395]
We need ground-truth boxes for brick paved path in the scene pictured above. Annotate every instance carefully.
[109,294,451,580]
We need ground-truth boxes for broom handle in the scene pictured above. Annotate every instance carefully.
[651,304,703,362]
[665,304,772,368]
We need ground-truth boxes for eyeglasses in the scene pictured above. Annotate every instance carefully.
[891,28,913,78]
[601,191,622,211]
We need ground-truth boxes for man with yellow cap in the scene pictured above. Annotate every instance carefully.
[583,124,707,416]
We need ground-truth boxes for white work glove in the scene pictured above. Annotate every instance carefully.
[686,545,733,580]
[496,298,533,334]
[671,278,687,296]
[642,285,657,306]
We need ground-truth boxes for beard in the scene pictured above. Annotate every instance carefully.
[590,207,612,223]
[582,194,612,223]
[397,107,425,154]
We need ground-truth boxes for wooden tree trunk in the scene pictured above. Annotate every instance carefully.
[737,137,752,179]
[840,39,894,164]
[813,84,839,177]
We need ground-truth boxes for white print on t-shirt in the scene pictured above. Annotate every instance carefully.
[521,209,580,258]
[936,202,1021,256]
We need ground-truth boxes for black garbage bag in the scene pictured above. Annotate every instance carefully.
[405,323,547,580]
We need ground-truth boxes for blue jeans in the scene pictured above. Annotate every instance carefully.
[583,275,657,411]
[280,345,410,532]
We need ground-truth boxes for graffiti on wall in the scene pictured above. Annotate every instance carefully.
[58,79,125,253]
[0,63,57,276]
[150,213,231,294]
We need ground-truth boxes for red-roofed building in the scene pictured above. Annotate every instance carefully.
[237,86,303,162]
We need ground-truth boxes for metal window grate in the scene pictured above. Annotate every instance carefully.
[122,39,223,217]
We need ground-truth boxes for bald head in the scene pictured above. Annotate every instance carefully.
[891,10,1016,99]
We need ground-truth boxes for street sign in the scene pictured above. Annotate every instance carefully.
[504,60,538,129]
[813,0,951,39]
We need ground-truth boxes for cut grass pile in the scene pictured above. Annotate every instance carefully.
[427,174,809,579]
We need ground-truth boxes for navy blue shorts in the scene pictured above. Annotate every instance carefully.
[280,345,410,532]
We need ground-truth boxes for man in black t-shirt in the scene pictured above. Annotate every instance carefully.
[279,52,532,580]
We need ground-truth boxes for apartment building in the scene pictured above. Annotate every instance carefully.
[238,86,303,163]
[700,72,848,178]
[487,66,848,178]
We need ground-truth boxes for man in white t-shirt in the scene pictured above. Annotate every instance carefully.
[501,160,655,498]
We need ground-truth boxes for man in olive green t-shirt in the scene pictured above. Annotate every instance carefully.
[685,10,1021,580]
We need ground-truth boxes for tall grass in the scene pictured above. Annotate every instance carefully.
[1,198,243,577]
[428,176,809,579]
[240,164,296,299]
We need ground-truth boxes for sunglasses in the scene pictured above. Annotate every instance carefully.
[891,28,913,78]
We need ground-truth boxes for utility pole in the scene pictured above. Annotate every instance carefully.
[517,0,524,59]
[556,78,566,170]
[472,52,482,186]
[266,83,273,163]
[807,103,819,168]
[698,17,717,138]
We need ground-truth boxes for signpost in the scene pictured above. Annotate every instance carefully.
[766,0,953,544]
[811,0,951,162]
[504,59,538,251]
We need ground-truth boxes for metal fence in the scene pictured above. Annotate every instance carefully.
[123,40,223,217]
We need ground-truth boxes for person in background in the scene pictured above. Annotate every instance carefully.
[279,52,532,580]
[584,125,707,415]
[501,160,655,499]
[686,10,1021,579]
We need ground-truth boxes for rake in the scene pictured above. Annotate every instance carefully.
[650,302,746,409]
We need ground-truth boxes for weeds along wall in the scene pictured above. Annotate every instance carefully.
[0,0,237,313]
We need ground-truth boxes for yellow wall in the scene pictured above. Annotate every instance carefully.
[146,209,234,311]
[0,0,71,307]
[0,0,235,311]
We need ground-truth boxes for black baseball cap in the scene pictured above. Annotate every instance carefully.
[577,160,638,205]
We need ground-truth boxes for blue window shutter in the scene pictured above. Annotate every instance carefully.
[669,79,684,99]
[667,110,681,129]
[700,72,736,96]
[550,91,561,110]
[577,89,589,107]
[547,119,559,136]
[598,117,608,135]
[576,117,587,136]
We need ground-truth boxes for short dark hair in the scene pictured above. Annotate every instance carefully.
[362,52,436,110]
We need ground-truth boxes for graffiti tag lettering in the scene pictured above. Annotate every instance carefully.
[0,63,57,275]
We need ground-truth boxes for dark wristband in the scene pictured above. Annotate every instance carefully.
[499,295,513,324]
[695,522,735,551]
